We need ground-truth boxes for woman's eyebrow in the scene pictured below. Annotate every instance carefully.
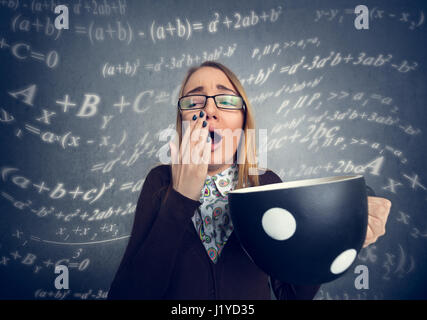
[185,84,237,96]
[216,84,237,94]
[185,86,203,95]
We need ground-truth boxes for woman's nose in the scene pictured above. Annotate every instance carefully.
[204,96,218,116]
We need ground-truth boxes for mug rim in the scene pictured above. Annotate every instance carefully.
[230,175,364,194]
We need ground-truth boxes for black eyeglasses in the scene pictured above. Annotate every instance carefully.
[178,94,246,112]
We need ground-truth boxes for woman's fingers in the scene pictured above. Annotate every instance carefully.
[180,113,198,161]
[191,113,205,145]
[170,112,210,201]
[180,121,192,164]
[182,112,206,164]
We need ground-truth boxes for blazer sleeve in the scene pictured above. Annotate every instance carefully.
[107,166,202,299]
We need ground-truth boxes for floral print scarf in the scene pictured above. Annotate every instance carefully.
[191,162,239,264]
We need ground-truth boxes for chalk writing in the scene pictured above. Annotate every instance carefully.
[0,37,59,68]
[251,37,321,61]
[0,0,127,16]
[279,52,418,75]
[1,0,425,300]
[1,167,114,203]
[314,7,425,30]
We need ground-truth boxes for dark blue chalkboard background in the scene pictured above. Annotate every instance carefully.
[0,0,426,299]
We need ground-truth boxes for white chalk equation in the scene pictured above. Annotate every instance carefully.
[259,87,420,157]
[148,8,282,44]
[277,52,418,76]
[100,44,237,78]
[0,0,127,17]
[250,37,321,61]
[0,166,114,204]
[34,288,109,300]
[1,0,426,300]
[1,191,136,221]
[143,44,237,73]
[4,6,282,45]
[0,37,59,69]
[0,246,90,275]
[314,7,425,30]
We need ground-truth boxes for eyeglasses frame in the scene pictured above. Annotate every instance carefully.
[177,94,246,112]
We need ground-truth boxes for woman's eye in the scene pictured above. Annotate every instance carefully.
[220,101,234,106]
[187,102,202,108]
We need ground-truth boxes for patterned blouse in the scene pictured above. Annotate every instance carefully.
[191,162,240,264]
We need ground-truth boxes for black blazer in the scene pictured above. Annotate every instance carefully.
[108,165,375,300]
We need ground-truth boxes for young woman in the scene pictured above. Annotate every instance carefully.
[107,61,391,299]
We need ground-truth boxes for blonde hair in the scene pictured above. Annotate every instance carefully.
[153,61,262,204]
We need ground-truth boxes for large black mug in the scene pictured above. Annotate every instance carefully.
[228,175,368,285]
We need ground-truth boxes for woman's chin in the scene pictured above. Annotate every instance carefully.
[209,142,237,166]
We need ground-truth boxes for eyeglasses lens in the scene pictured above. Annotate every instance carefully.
[179,95,244,110]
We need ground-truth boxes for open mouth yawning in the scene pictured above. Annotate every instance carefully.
[209,130,222,145]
